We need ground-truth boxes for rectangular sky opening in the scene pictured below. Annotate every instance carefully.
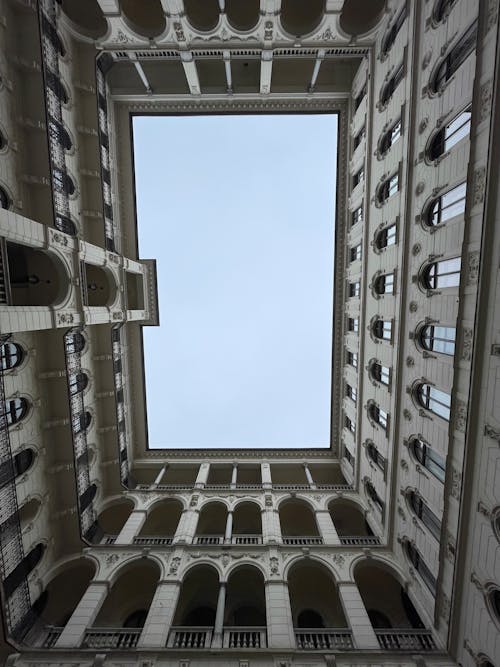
[133,113,338,449]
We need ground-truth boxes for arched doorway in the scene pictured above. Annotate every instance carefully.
[224,566,267,647]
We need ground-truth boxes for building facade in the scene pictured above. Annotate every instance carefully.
[0,0,499,665]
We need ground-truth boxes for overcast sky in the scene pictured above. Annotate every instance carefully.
[133,113,337,448]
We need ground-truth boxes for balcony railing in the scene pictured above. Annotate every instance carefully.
[167,627,213,648]
[194,535,224,545]
[282,536,324,545]
[82,628,141,649]
[295,628,354,650]
[223,627,267,648]
[101,535,117,545]
[42,625,63,648]
[375,629,436,651]
[133,536,173,546]
[231,534,262,545]
[339,536,381,546]
[156,484,194,491]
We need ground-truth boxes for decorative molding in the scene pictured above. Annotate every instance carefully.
[454,400,467,433]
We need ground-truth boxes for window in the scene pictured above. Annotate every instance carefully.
[410,438,445,482]
[0,449,35,489]
[416,383,451,420]
[433,0,458,22]
[4,398,28,426]
[348,317,359,333]
[487,588,500,628]
[367,441,386,472]
[352,206,363,226]
[355,84,367,110]
[346,383,357,403]
[430,22,478,93]
[0,342,24,371]
[69,372,88,395]
[365,480,384,513]
[349,281,360,298]
[377,173,399,204]
[0,129,6,151]
[379,119,402,155]
[0,185,11,210]
[350,244,362,262]
[380,63,404,106]
[344,415,355,435]
[344,445,355,467]
[353,126,365,149]
[371,362,390,386]
[422,257,461,289]
[55,214,77,236]
[41,12,66,57]
[381,6,406,55]
[45,68,69,104]
[346,351,358,369]
[3,543,46,598]
[374,272,395,295]
[353,167,364,188]
[369,403,388,430]
[375,224,397,250]
[48,118,72,151]
[73,411,92,434]
[428,107,471,160]
[53,168,75,196]
[65,332,85,355]
[373,319,392,341]
[426,183,466,227]
[408,491,442,540]
[405,541,436,594]
[419,325,456,356]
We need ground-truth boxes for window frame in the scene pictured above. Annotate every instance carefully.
[410,437,446,482]
[418,324,456,356]
[425,182,466,228]
[416,383,451,421]
[408,490,442,541]
[427,106,471,161]
[0,342,24,372]
[373,319,393,342]
[380,62,404,107]
[421,257,461,291]
[430,21,478,94]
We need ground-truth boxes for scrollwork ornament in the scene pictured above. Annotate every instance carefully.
[419,117,429,134]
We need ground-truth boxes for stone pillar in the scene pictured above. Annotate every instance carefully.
[261,497,282,544]
[195,462,210,489]
[261,461,272,490]
[303,462,316,489]
[55,581,108,648]
[265,580,295,648]
[172,504,200,544]
[114,509,147,545]
[211,582,227,648]
[338,582,379,649]
[230,463,238,489]
[315,509,341,545]
[137,580,181,647]
[152,464,167,487]
[224,510,233,543]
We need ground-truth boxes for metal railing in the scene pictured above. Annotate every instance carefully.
[82,628,142,649]
[375,629,436,651]
[339,535,381,546]
[133,536,173,546]
[42,625,63,648]
[282,536,324,545]
[167,627,213,648]
[295,628,354,650]
[223,627,266,648]
[231,534,262,545]
[193,535,224,545]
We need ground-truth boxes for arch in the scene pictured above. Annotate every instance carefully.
[93,559,160,628]
[196,501,227,537]
[184,0,220,32]
[19,497,42,529]
[354,559,424,629]
[73,410,92,434]
[424,183,466,227]
[119,0,166,38]
[279,498,319,537]
[84,264,117,307]
[374,222,397,250]
[376,172,400,204]
[65,331,85,354]
[364,478,384,514]
[12,448,36,478]
[61,0,108,39]
[328,498,372,537]
[69,372,88,395]
[5,397,29,426]
[369,360,390,386]
[339,0,385,36]
[232,501,262,537]
[380,5,406,56]
[40,557,96,627]
[288,559,347,630]
[0,184,11,210]
[0,341,24,371]
[139,498,183,537]
[6,242,70,307]
[280,0,325,37]
[486,586,500,629]
[373,271,395,296]
[226,0,260,31]
[98,498,134,536]
[432,0,458,23]
[225,565,266,626]
[173,564,220,626]
[367,401,388,431]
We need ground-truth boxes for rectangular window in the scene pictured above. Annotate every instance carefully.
[378,407,388,429]
[349,281,360,298]
[388,173,399,197]
[347,351,358,368]
[444,106,471,152]
[353,168,365,188]
[380,365,390,385]
[352,206,363,226]
[350,244,362,262]
[382,321,392,340]
[344,415,355,434]
[390,118,402,145]
[346,384,357,403]
[355,84,367,110]
[383,272,395,294]
[348,317,359,333]
[353,126,365,149]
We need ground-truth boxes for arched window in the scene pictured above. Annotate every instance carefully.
[428,107,471,160]
[0,129,6,150]
[370,362,390,386]
[377,173,399,204]
[373,319,392,341]
[410,438,445,482]
[381,7,406,55]
[416,383,451,420]
[0,342,24,371]
[65,332,85,354]
[353,126,365,150]
[430,22,477,93]
[366,441,386,472]
[381,118,402,157]
[4,398,28,426]
[380,63,404,106]
[0,185,11,210]
[373,272,395,295]
[433,0,458,22]
[73,411,91,434]
[375,224,397,250]
[419,325,456,355]
[422,257,461,290]
[53,168,75,196]
[408,491,441,540]
[426,183,466,227]
[13,449,35,477]
[55,214,77,236]
[365,480,384,513]
[368,403,388,430]
[69,372,88,395]
[3,543,46,597]
[405,541,436,594]
[487,588,500,628]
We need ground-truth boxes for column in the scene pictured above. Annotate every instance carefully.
[55,581,108,648]
[137,580,181,647]
[211,582,226,648]
[114,509,147,545]
[152,464,167,488]
[338,582,379,650]
[224,510,233,543]
[261,461,272,490]
[261,497,282,544]
[172,506,199,544]
[230,463,238,489]
[265,580,295,648]
[303,462,316,489]
[315,509,341,545]
[195,462,210,489]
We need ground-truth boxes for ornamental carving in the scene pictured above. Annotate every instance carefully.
[190,494,199,507]
[403,409,412,421]
[455,400,467,433]
[419,117,429,133]
[466,251,480,285]
[438,592,451,619]
[331,554,345,567]
[409,301,418,313]
[460,328,473,361]
[105,553,119,566]
[174,22,186,41]
[412,243,421,256]
[486,0,499,33]
[479,80,493,122]
[472,166,486,206]
[270,556,279,575]
[264,21,273,40]
[115,29,131,44]
[422,49,432,70]
[406,356,415,367]
[484,424,500,442]
[450,467,462,500]
[445,532,456,562]
[169,557,181,574]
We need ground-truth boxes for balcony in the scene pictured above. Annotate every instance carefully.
[82,628,141,649]
[167,627,213,648]
[193,535,224,545]
[133,536,173,546]
[223,627,267,648]
[282,536,324,545]
[339,535,381,546]
[167,627,267,649]
[230,534,262,545]
[375,629,436,651]
[295,628,354,650]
